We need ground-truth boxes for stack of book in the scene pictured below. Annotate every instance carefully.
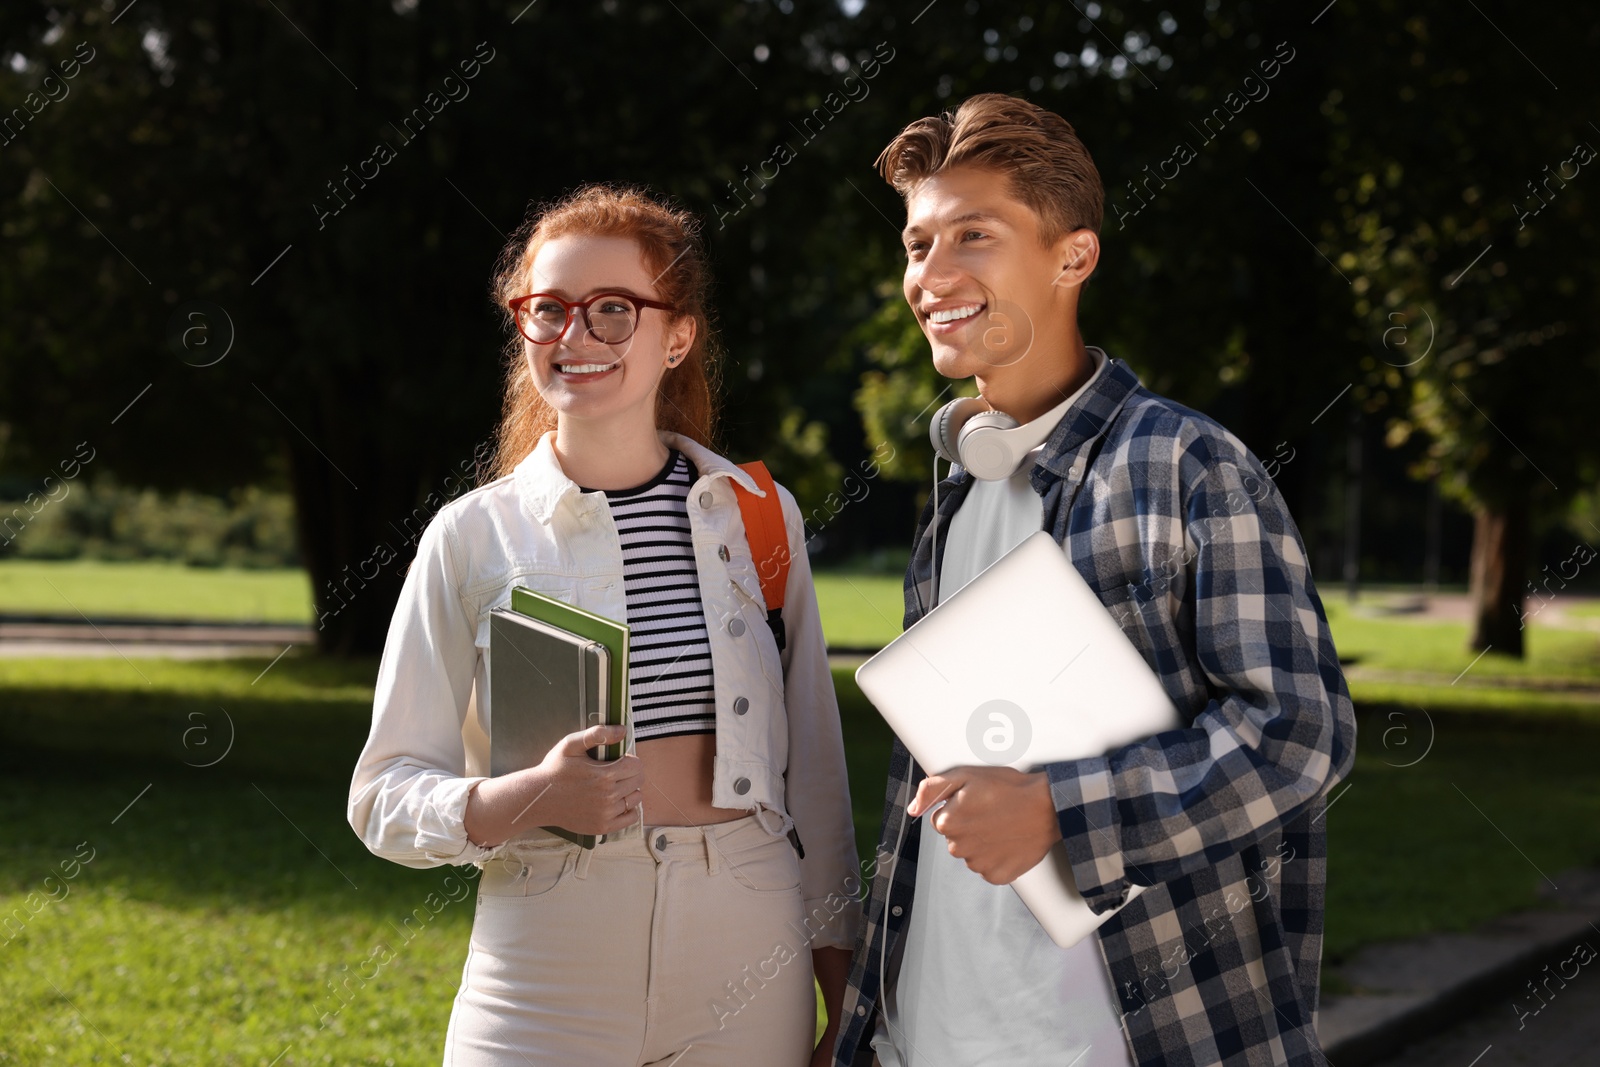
[488,588,631,849]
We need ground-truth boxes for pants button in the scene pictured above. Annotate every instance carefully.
[655,834,668,851]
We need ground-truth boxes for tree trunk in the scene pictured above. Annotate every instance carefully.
[1467,498,1529,658]
[288,438,430,658]
[1342,406,1362,604]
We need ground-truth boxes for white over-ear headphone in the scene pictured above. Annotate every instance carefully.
[928,396,1057,480]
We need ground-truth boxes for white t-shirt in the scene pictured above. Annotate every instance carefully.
[872,348,1135,1067]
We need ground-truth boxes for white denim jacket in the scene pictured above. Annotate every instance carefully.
[347,430,862,949]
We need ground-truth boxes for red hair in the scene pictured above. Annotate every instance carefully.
[486,184,722,479]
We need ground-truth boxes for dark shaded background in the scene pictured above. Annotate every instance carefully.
[2,0,1596,654]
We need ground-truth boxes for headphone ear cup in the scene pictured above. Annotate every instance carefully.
[957,410,1024,480]
[929,398,985,464]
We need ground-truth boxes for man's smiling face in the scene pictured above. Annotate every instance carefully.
[901,164,1095,414]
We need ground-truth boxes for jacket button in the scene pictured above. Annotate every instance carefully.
[891,905,903,917]
[733,696,749,715]
[728,618,746,637]
[717,544,730,561]
[855,1005,867,1016]
[734,777,751,795]
[698,491,714,509]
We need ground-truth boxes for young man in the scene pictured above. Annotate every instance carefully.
[832,94,1357,1067]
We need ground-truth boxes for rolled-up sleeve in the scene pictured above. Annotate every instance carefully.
[775,485,864,950]
[348,515,499,869]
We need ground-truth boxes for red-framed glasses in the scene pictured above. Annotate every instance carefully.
[508,291,678,346]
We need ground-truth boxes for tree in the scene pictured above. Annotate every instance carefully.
[1323,1,1600,655]
[5,1,1593,659]
[0,0,910,653]
[846,0,1600,659]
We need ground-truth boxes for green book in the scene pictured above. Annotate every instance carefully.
[508,586,630,762]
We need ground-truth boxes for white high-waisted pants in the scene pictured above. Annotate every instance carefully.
[443,815,816,1066]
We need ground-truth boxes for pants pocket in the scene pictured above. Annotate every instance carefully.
[719,833,802,897]
[478,841,577,900]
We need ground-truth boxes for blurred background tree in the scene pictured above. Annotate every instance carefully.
[1,0,1594,657]
[1322,4,1600,655]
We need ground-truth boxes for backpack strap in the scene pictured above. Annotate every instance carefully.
[732,460,788,652]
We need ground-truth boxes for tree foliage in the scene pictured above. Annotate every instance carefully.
[1,1,1595,656]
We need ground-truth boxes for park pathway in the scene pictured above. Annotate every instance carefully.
[0,616,311,658]
[1363,958,1600,1066]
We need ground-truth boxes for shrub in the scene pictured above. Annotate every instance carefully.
[0,476,299,568]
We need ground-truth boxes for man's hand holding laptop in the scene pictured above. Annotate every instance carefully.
[908,765,1061,885]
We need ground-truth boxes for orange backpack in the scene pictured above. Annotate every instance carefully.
[733,461,789,651]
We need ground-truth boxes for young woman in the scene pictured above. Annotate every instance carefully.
[347,185,860,1066]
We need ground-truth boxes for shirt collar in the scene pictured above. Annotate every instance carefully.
[515,429,762,525]
[1031,349,1143,483]
[663,431,765,496]
[1016,345,1109,455]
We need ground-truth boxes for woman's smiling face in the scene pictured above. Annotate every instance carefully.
[521,234,693,431]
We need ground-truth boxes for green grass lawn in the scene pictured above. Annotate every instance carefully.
[3,651,1599,1061]
[0,656,876,1064]
[1322,598,1600,683]
[3,560,1599,1056]
[4,560,1597,691]
[812,572,905,648]
[1323,705,1600,963]
[0,559,312,623]
[0,560,902,646]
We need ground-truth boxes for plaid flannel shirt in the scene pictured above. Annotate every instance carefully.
[833,356,1357,1067]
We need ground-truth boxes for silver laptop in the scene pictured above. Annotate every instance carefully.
[855,530,1182,948]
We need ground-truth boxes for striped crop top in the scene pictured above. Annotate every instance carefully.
[579,449,717,742]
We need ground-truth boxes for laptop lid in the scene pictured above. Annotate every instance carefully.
[855,529,1183,946]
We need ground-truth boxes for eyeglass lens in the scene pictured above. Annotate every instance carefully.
[519,295,639,344]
